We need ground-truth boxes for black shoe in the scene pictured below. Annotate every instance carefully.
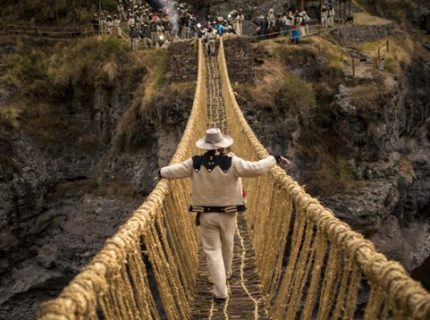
[213,296,227,303]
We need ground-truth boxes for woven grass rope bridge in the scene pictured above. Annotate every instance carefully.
[38,39,430,320]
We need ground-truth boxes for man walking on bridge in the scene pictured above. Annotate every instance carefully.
[159,128,290,301]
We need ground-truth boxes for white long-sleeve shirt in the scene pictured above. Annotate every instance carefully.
[160,153,277,207]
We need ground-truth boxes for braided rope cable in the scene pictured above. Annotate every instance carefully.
[217,37,430,319]
[38,40,207,320]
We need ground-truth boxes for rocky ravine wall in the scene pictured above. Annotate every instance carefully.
[0,41,195,319]
[228,38,430,274]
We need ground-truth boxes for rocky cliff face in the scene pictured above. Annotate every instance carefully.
[0,39,195,318]
[227,25,430,273]
[1,0,429,316]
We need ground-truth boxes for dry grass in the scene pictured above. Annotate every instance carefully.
[310,37,348,69]
[356,0,417,24]
[114,50,170,148]
[399,156,415,178]
[245,42,286,107]
[315,152,357,194]
[101,61,119,84]
[48,36,129,88]
[138,50,170,109]
[352,12,393,26]
[296,136,358,195]
[169,81,195,92]
[354,36,414,75]
[276,73,316,117]
[0,103,23,129]
[385,36,414,68]
[2,41,49,92]
[356,38,390,54]
[348,84,383,112]
[247,59,285,107]
[2,0,117,25]
[92,178,141,199]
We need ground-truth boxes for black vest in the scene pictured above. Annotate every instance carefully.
[192,152,232,173]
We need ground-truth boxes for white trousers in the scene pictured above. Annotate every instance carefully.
[200,212,237,298]
[234,22,243,36]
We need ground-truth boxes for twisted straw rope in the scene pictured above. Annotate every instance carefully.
[38,37,430,320]
[38,40,208,320]
[217,37,430,319]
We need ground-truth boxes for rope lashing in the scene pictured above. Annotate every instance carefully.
[38,38,430,320]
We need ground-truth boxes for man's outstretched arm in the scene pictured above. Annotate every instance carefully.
[160,158,193,180]
[232,155,291,177]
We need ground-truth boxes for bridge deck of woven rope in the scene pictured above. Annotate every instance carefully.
[192,58,268,318]
[37,39,430,320]
[191,215,269,320]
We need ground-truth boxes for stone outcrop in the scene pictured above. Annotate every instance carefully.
[330,24,395,43]
[228,34,430,275]
[0,41,195,318]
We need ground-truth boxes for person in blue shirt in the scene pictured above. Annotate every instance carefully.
[214,17,225,36]
[291,26,301,44]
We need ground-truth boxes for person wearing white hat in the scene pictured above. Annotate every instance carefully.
[159,128,291,301]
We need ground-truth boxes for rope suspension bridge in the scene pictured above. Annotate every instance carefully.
[38,39,430,320]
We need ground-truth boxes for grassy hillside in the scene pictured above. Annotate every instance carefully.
[0,36,146,149]
[0,0,117,25]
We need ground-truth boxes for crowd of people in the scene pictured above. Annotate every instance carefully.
[254,8,311,43]
[90,1,338,51]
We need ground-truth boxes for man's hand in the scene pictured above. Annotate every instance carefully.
[278,156,292,169]
[274,155,292,169]
[153,170,163,182]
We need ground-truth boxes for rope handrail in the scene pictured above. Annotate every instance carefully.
[217,37,430,319]
[36,36,429,320]
[37,40,208,320]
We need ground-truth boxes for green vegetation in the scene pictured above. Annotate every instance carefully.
[354,35,413,76]
[49,36,130,89]
[139,50,171,108]
[6,49,47,84]
[348,84,384,116]
[275,73,316,117]
[352,12,393,26]
[0,32,184,156]
[0,103,22,129]
[113,49,172,151]
[297,117,358,195]
[0,35,149,149]
[115,80,195,152]
[314,152,356,194]
[2,36,132,101]
[241,39,354,195]
[383,56,396,73]
[355,38,389,54]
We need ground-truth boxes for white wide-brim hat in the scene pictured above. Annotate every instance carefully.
[196,128,233,150]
